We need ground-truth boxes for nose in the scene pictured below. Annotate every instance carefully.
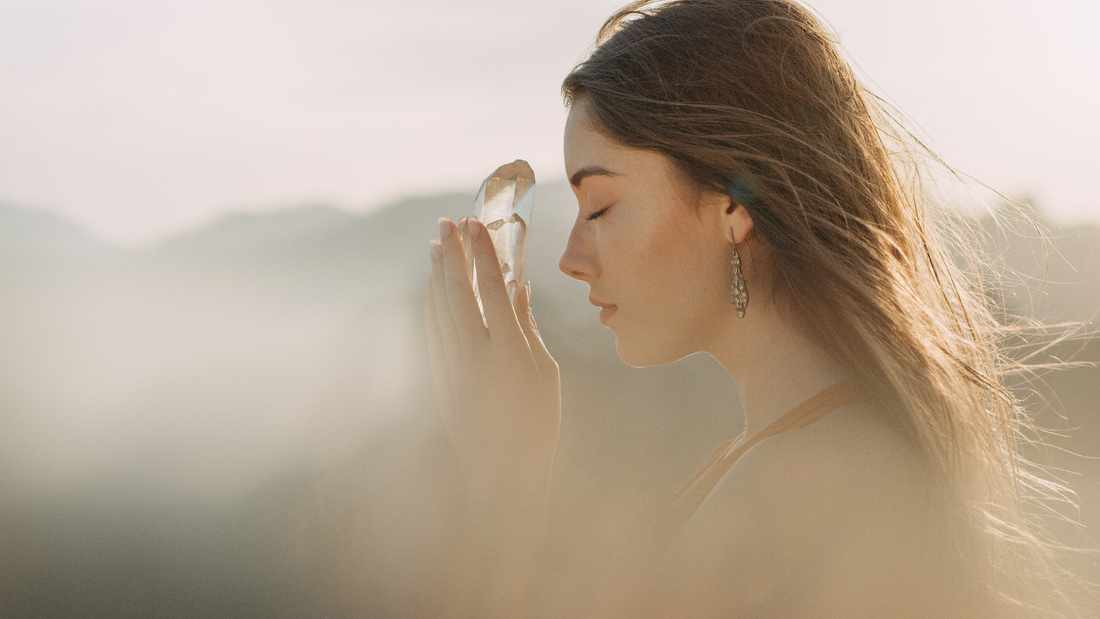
[558,216,599,282]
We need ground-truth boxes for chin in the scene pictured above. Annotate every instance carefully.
[614,335,693,368]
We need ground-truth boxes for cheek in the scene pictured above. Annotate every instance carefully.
[646,234,732,329]
[642,223,715,293]
[601,201,722,307]
[600,216,663,278]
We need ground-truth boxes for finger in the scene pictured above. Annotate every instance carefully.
[516,282,559,378]
[438,217,487,347]
[430,238,461,362]
[425,279,456,427]
[468,217,526,345]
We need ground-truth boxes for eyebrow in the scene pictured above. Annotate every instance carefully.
[569,166,619,188]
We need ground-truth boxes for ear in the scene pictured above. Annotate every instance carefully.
[722,200,755,245]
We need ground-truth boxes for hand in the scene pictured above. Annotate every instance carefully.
[425,216,561,505]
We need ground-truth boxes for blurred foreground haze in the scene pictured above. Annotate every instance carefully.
[1,185,1098,616]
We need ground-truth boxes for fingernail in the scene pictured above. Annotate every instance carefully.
[469,217,481,238]
[429,239,442,259]
[438,218,451,238]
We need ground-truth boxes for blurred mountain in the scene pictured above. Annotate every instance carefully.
[0,190,1096,617]
[0,202,116,260]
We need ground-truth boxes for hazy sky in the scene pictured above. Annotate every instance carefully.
[2,0,1098,246]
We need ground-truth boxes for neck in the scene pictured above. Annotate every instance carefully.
[708,304,852,438]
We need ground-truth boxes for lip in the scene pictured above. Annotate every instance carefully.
[589,296,618,325]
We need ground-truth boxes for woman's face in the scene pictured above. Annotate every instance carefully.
[560,103,737,366]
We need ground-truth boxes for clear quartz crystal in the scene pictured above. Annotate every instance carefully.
[461,160,535,320]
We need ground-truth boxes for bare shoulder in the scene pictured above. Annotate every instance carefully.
[730,401,927,519]
[656,402,937,618]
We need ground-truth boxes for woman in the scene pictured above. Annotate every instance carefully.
[426,0,1087,617]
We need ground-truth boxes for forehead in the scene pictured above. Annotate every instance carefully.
[564,103,674,187]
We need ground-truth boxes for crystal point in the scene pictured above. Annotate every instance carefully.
[462,160,535,318]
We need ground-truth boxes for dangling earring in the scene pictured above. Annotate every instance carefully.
[730,246,748,318]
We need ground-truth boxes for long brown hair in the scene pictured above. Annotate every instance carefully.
[563,1,1089,616]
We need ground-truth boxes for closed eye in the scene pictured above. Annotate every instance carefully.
[585,207,609,221]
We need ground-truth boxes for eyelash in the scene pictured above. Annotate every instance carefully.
[586,207,609,221]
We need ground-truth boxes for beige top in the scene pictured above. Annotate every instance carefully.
[650,378,866,556]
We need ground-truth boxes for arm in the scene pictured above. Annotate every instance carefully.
[425,216,561,618]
